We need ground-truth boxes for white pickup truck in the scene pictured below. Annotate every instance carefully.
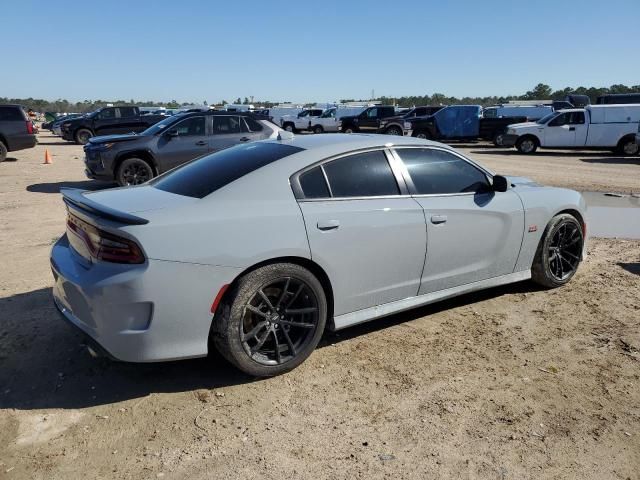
[279,108,324,132]
[309,106,367,133]
[502,104,640,155]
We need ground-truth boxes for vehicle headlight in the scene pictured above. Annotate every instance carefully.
[507,128,516,135]
[403,121,412,129]
[92,142,114,151]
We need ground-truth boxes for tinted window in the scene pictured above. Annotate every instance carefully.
[299,166,330,199]
[243,117,264,132]
[366,108,378,118]
[0,107,24,121]
[152,143,304,198]
[323,151,399,198]
[548,113,568,126]
[396,148,490,195]
[172,116,205,136]
[568,112,585,124]
[98,108,116,120]
[118,107,137,118]
[213,116,241,134]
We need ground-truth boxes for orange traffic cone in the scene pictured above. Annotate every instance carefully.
[44,149,52,164]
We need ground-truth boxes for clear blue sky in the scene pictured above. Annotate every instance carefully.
[3,0,639,103]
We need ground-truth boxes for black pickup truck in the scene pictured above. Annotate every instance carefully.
[61,106,166,144]
[340,106,397,133]
[405,105,527,145]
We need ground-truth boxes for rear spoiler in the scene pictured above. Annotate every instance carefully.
[60,188,149,225]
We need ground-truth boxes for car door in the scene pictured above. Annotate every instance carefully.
[359,107,379,131]
[392,147,524,294]
[154,115,209,172]
[545,112,578,147]
[240,116,269,142]
[209,115,248,152]
[115,106,141,134]
[93,107,118,135]
[295,149,427,316]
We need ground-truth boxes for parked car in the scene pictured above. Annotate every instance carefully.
[502,104,640,155]
[83,111,282,186]
[280,109,324,132]
[636,122,640,149]
[379,106,444,135]
[0,104,37,162]
[48,114,84,133]
[52,133,587,376]
[61,106,166,145]
[340,105,397,133]
[309,106,367,133]
[596,93,640,104]
[405,105,527,145]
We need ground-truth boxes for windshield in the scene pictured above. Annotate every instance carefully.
[141,114,186,135]
[537,112,558,124]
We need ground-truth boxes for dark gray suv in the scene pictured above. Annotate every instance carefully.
[0,105,37,162]
[83,111,281,186]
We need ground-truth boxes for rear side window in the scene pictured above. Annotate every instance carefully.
[213,116,241,134]
[395,148,490,195]
[243,117,264,132]
[323,151,399,198]
[299,166,330,199]
[0,107,25,121]
[118,107,137,118]
[152,143,304,198]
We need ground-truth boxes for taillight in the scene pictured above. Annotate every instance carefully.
[67,214,145,264]
[26,121,34,134]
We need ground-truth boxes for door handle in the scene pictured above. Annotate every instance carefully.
[195,141,207,146]
[239,137,250,142]
[430,215,447,224]
[317,220,340,231]
[569,127,575,131]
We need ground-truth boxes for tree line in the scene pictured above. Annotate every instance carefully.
[3,83,639,113]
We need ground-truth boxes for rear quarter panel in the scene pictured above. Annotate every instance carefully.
[512,187,587,271]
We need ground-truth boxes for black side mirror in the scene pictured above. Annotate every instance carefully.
[492,175,509,192]
[166,129,179,138]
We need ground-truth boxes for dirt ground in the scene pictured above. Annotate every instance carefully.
[0,132,639,479]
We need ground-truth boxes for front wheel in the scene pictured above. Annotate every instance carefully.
[343,126,356,134]
[0,141,7,162]
[116,158,155,186]
[413,130,430,139]
[493,132,506,147]
[515,136,538,154]
[212,263,327,377]
[74,128,93,145]
[531,213,584,288]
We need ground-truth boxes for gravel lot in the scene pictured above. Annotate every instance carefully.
[1,132,639,479]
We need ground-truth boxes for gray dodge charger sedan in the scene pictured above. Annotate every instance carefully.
[51,133,587,376]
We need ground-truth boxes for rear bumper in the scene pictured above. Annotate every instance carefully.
[501,134,519,147]
[50,235,242,362]
[7,134,37,152]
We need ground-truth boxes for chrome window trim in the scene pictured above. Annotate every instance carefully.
[290,146,409,201]
[298,194,412,203]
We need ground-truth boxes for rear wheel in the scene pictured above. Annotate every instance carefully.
[313,125,324,134]
[616,136,639,156]
[116,157,155,186]
[283,123,296,133]
[385,125,403,136]
[74,128,93,145]
[515,136,538,154]
[531,213,584,288]
[493,131,506,147]
[0,141,7,162]
[212,263,327,377]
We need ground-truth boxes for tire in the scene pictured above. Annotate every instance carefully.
[343,126,356,134]
[212,263,327,377]
[616,136,639,156]
[0,141,7,162]
[283,123,296,133]
[116,157,155,186]
[531,213,584,288]
[313,125,324,134]
[493,132,506,147]
[413,130,430,140]
[385,126,403,136]
[74,128,93,145]
[515,136,538,154]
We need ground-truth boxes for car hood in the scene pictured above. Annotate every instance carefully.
[84,185,197,214]
[505,175,541,187]
[88,133,142,145]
